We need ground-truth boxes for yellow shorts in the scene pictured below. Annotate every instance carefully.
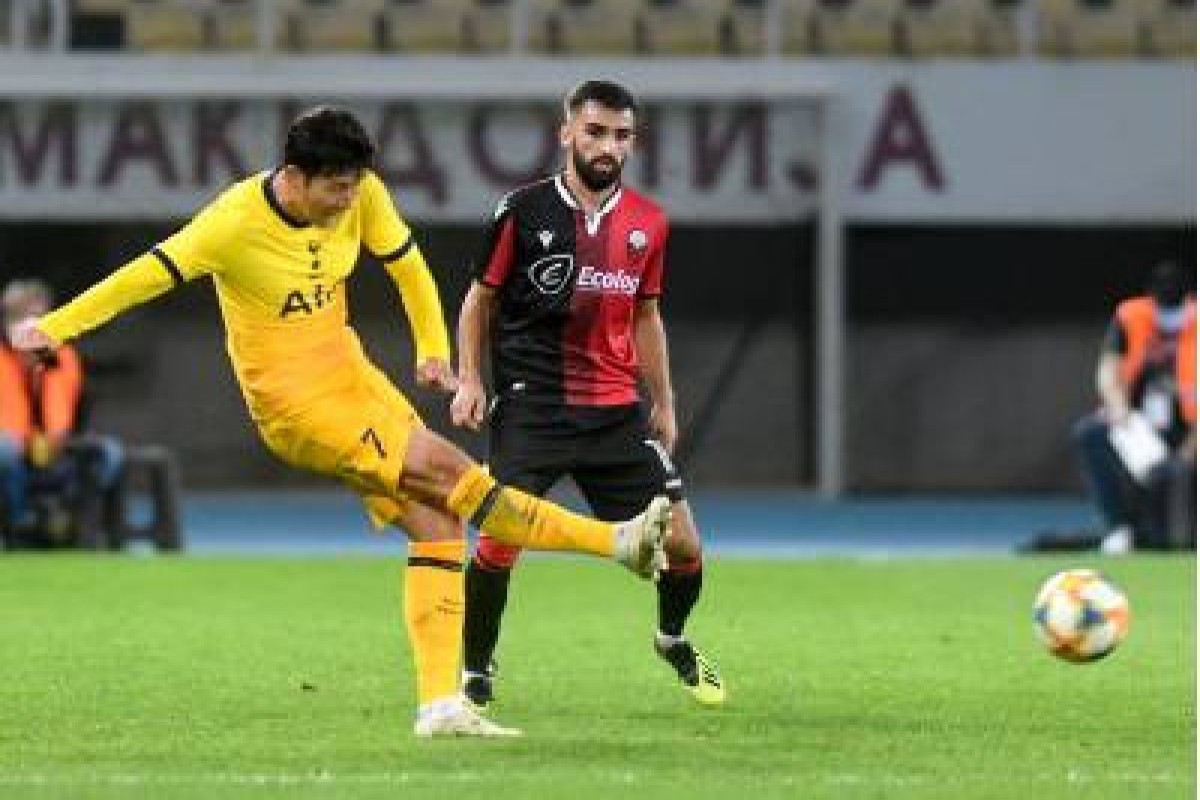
[255,361,420,528]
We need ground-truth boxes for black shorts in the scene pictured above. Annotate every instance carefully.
[487,400,684,521]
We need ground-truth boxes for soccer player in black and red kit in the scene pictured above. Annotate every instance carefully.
[451,80,725,707]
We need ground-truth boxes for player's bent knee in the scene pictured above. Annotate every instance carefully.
[394,500,465,544]
[665,501,702,561]
[400,427,476,503]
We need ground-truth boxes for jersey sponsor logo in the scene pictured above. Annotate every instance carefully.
[528,254,574,295]
[577,266,641,295]
[280,283,336,317]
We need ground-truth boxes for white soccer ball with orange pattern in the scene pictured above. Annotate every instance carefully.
[1032,569,1131,663]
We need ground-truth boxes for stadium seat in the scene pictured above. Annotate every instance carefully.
[284,0,383,51]
[380,0,470,51]
[527,0,640,54]
[125,0,205,51]
[781,0,902,55]
[208,0,265,49]
[974,0,1023,55]
[1036,0,1142,56]
[636,0,725,55]
[1137,0,1195,56]
[899,0,985,55]
[722,0,768,54]
[462,0,513,52]
[108,444,183,552]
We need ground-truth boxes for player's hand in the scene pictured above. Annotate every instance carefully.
[8,318,56,354]
[451,378,488,431]
[416,357,458,394]
[649,401,678,454]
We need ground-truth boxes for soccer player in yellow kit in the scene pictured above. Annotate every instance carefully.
[10,106,670,738]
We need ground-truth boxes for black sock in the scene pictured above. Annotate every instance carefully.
[656,564,703,638]
[463,558,512,675]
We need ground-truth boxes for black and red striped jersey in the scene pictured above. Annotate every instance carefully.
[475,174,668,407]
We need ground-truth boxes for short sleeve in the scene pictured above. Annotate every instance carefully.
[638,218,668,298]
[360,171,413,261]
[475,194,517,288]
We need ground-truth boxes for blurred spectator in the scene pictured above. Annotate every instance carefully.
[1071,261,1196,553]
[0,279,124,544]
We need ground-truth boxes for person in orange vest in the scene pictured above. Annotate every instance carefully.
[1072,260,1196,554]
[0,279,123,540]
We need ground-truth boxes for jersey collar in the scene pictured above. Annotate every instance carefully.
[554,173,622,236]
[263,168,311,229]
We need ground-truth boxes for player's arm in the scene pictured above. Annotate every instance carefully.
[381,245,455,392]
[14,201,229,354]
[360,172,454,392]
[635,297,678,453]
[451,281,498,430]
[451,192,516,429]
[13,251,184,352]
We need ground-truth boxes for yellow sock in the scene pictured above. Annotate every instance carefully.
[403,539,465,706]
[446,465,616,557]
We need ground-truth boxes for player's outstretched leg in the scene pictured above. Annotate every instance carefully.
[401,432,669,579]
[445,463,669,579]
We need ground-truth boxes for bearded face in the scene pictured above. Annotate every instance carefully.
[562,100,635,194]
[572,144,623,192]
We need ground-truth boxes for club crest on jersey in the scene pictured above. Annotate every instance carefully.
[627,229,648,253]
[538,230,554,250]
[528,254,575,295]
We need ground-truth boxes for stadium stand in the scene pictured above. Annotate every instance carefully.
[526,0,641,54]
[1138,0,1194,56]
[721,0,768,54]
[782,0,903,55]
[899,0,987,56]
[462,0,513,52]
[1037,0,1141,56]
[636,0,726,55]
[125,0,205,51]
[380,0,467,52]
[208,0,260,49]
[284,0,382,52]
[975,0,1023,55]
[24,0,1197,58]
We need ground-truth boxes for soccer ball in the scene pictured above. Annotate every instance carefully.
[1032,569,1131,663]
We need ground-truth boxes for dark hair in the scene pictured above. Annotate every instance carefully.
[284,106,375,177]
[1149,260,1186,309]
[564,80,638,119]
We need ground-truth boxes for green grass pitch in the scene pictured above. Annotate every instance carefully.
[0,555,1193,799]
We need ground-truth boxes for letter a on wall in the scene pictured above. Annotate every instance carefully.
[857,85,945,192]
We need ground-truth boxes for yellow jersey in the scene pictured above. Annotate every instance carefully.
[39,169,449,426]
